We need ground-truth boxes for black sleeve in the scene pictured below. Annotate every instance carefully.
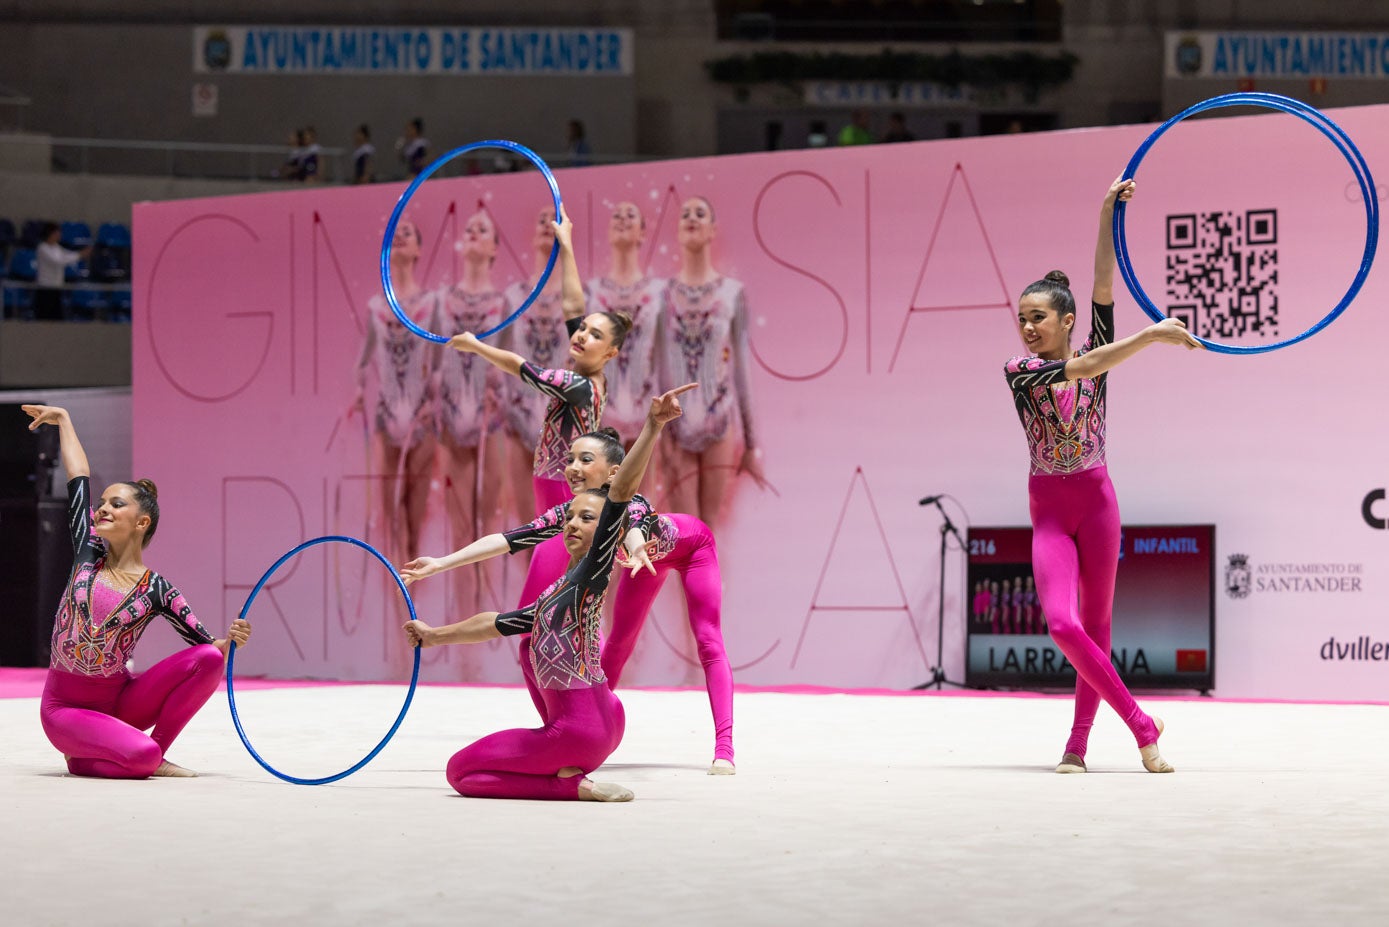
[573,496,628,588]
[495,605,537,636]
[503,503,569,553]
[565,316,582,336]
[1003,355,1071,393]
[66,476,102,562]
[1081,302,1115,353]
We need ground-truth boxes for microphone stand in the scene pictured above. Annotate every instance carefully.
[914,497,969,690]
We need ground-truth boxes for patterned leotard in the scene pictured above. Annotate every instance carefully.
[493,495,629,689]
[658,276,757,453]
[516,360,606,481]
[437,286,509,447]
[1003,301,1114,475]
[360,291,438,448]
[586,274,666,441]
[503,493,674,565]
[500,279,568,448]
[49,477,215,677]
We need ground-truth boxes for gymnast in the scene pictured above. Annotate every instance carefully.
[402,425,737,774]
[402,384,696,801]
[23,405,252,779]
[1003,177,1199,774]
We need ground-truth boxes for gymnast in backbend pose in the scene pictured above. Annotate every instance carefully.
[402,425,736,774]
[402,385,695,801]
[1004,177,1200,774]
[23,405,252,779]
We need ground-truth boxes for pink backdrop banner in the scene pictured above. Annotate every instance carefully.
[133,105,1388,699]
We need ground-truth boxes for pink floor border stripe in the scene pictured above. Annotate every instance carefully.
[3,668,1389,707]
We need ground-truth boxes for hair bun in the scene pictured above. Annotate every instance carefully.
[135,478,158,500]
[595,426,622,443]
[1043,270,1070,288]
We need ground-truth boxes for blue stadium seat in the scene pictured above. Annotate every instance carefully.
[3,283,34,318]
[6,248,37,281]
[110,287,132,322]
[0,219,15,249]
[64,259,90,283]
[96,223,132,248]
[61,221,93,249]
[67,288,107,321]
[92,246,130,282]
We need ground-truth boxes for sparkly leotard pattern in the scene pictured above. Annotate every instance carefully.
[518,361,606,481]
[359,291,438,448]
[658,276,757,453]
[49,477,215,677]
[493,495,628,689]
[437,286,508,446]
[500,280,568,448]
[586,275,666,441]
[1003,301,1114,475]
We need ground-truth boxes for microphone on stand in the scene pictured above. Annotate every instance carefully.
[918,494,944,506]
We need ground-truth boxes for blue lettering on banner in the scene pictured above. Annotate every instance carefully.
[201,25,630,75]
[1202,31,1389,78]
[1132,536,1202,554]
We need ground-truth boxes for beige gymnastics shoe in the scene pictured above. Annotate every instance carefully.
[1055,752,1087,774]
[1139,717,1175,773]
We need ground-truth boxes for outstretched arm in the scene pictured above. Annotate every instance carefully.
[609,384,697,503]
[1064,318,1202,380]
[399,534,511,585]
[1093,176,1134,307]
[553,205,586,320]
[446,332,526,377]
[403,612,502,647]
[22,405,89,479]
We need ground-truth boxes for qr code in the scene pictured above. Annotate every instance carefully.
[1165,210,1278,339]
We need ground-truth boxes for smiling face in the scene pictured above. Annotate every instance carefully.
[569,314,620,373]
[677,197,715,251]
[608,201,644,249]
[1017,293,1073,359]
[564,436,621,495]
[461,211,497,263]
[392,219,422,265]
[563,492,606,556]
[94,484,152,550]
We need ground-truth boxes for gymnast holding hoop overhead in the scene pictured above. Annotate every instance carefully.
[23,405,252,779]
[402,385,695,801]
[1003,177,1200,774]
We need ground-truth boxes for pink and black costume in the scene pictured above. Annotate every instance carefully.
[40,477,224,779]
[504,494,733,762]
[1005,300,1159,756]
[444,494,629,800]
[499,281,570,508]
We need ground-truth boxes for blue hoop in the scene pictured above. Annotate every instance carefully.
[380,140,563,344]
[226,535,421,785]
[1114,92,1378,355]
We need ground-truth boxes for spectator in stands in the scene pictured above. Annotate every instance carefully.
[398,118,429,177]
[300,126,322,184]
[882,112,915,144]
[278,128,305,181]
[806,120,830,148]
[837,109,875,146]
[352,124,376,184]
[566,119,592,167]
[36,223,89,321]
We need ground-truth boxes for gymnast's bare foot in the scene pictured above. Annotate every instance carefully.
[708,759,736,775]
[152,759,198,778]
[1139,717,1174,773]
[1055,752,1086,774]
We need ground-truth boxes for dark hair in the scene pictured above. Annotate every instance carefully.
[357,123,371,139]
[410,117,424,134]
[121,479,160,548]
[577,427,625,465]
[41,221,60,240]
[578,486,609,499]
[1020,270,1076,326]
[595,310,633,350]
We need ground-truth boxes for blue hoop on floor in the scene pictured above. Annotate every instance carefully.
[380,139,563,344]
[1113,92,1378,355]
[226,535,421,786]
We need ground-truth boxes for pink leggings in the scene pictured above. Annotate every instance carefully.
[40,645,225,779]
[446,683,625,800]
[514,535,572,722]
[532,475,570,514]
[602,516,733,762]
[1029,466,1157,754]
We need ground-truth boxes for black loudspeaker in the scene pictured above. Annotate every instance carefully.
[0,499,68,666]
[0,403,61,501]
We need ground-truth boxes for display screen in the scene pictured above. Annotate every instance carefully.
[965,525,1215,690]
